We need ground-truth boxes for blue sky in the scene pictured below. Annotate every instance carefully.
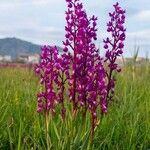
[0,0,150,57]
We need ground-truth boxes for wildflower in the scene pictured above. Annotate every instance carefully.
[64,0,107,132]
[35,46,59,113]
[35,0,126,141]
[103,2,126,111]
[54,54,70,118]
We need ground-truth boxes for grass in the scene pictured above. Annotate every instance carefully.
[0,65,149,149]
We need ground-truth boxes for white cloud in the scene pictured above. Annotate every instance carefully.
[0,0,65,11]
[0,0,63,5]
[136,10,150,22]
[0,20,64,45]
[127,30,150,43]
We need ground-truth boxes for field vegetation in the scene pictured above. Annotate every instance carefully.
[0,63,149,149]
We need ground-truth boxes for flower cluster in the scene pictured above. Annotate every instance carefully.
[35,46,58,113]
[64,0,91,110]
[64,0,108,130]
[54,54,71,118]
[104,2,126,103]
[35,0,126,138]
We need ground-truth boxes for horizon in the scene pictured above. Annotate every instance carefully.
[0,37,149,59]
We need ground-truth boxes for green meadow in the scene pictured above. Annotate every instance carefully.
[0,64,149,150]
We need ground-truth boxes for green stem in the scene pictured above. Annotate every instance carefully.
[45,111,50,150]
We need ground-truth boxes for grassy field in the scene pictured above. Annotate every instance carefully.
[0,65,150,150]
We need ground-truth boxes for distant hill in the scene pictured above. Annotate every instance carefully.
[0,37,63,59]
